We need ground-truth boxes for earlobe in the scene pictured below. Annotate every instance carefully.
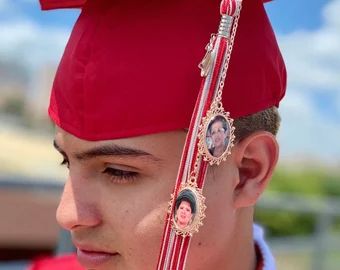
[232,132,279,208]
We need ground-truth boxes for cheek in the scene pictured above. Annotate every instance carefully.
[204,168,235,234]
[185,166,236,269]
[100,188,169,269]
[123,201,168,269]
[134,199,167,235]
[103,179,173,268]
[134,202,167,242]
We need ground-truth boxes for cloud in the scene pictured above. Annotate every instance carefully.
[278,90,340,165]
[0,0,75,71]
[278,9,340,93]
[0,19,70,69]
[323,0,340,28]
[277,0,340,164]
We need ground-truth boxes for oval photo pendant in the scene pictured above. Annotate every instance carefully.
[171,183,206,237]
[198,103,235,165]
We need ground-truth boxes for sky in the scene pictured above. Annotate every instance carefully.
[0,0,339,165]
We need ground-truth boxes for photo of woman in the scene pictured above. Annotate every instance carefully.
[174,190,197,229]
[207,115,230,158]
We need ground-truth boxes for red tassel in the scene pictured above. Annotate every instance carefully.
[39,0,86,10]
[220,0,272,15]
[220,0,238,16]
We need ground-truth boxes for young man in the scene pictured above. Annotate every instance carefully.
[30,0,286,269]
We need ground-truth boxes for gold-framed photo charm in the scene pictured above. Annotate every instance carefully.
[198,104,235,165]
[171,183,206,237]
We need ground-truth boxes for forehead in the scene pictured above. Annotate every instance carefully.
[179,201,191,207]
[211,121,223,128]
[54,127,187,160]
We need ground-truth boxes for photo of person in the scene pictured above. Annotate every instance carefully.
[207,115,230,158]
[174,190,197,229]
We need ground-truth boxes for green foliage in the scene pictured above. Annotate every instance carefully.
[255,167,340,237]
[267,168,340,197]
[255,210,315,237]
[332,217,340,233]
[1,96,25,116]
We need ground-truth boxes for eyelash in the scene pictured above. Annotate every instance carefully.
[102,167,138,184]
[59,157,138,184]
[60,157,70,168]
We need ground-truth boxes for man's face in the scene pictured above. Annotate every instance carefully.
[54,128,238,270]
[211,121,226,148]
[176,201,193,228]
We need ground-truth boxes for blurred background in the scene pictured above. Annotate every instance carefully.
[0,0,339,269]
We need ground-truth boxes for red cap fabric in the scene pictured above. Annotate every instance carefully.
[44,0,286,141]
[40,0,86,10]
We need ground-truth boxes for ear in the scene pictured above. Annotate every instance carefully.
[232,131,279,208]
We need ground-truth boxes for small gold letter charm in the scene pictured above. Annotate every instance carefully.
[198,35,216,77]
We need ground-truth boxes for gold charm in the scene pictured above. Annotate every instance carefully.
[198,102,235,165]
[199,50,214,77]
[170,180,206,237]
[198,34,216,77]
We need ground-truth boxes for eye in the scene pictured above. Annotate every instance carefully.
[60,157,70,168]
[102,167,138,184]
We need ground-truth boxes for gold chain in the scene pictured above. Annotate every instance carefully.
[189,1,243,182]
[215,1,242,104]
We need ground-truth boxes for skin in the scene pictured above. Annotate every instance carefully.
[210,121,227,157]
[54,127,279,270]
[176,201,193,229]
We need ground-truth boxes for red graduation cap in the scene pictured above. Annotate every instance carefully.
[42,0,286,141]
[38,1,286,269]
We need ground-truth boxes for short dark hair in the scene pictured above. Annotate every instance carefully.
[234,106,281,142]
[175,190,196,214]
[208,115,228,134]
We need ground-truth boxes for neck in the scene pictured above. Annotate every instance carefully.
[225,220,257,270]
[178,221,187,228]
[219,209,257,270]
[214,146,224,156]
[185,208,257,270]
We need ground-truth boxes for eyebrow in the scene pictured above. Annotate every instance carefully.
[53,140,67,157]
[53,140,160,162]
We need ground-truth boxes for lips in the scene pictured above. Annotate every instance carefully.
[76,247,119,268]
[215,137,222,143]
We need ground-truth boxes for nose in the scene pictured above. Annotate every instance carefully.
[56,175,102,231]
